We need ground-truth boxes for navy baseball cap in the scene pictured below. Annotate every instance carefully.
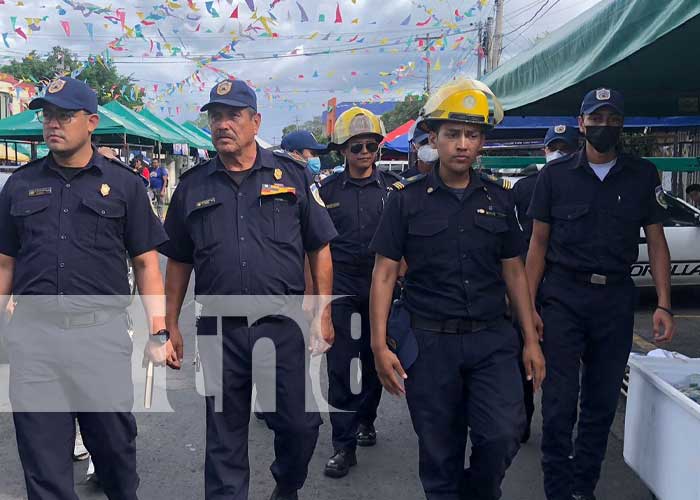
[580,88,625,116]
[281,131,327,153]
[29,77,98,114]
[544,124,580,148]
[409,122,429,146]
[201,79,257,112]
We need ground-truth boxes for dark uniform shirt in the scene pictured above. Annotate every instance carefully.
[0,150,167,297]
[512,166,540,244]
[370,166,524,321]
[159,147,337,296]
[318,166,399,273]
[527,150,665,274]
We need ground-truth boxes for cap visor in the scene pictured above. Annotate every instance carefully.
[200,99,255,112]
[28,96,84,111]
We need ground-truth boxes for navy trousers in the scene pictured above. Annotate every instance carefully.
[199,316,321,500]
[539,274,636,500]
[6,309,138,500]
[405,319,524,500]
[326,269,383,452]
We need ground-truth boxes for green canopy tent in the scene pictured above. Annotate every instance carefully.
[138,109,206,151]
[102,101,184,145]
[482,0,700,116]
[180,121,214,148]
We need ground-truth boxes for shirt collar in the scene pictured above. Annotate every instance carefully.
[208,144,269,176]
[341,164,382,188]
[44,146,103,175]
[426,164,484,195]
[570,147,625,176]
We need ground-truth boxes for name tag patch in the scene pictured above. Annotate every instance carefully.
[196,197,216,208]
[28,187,52,197]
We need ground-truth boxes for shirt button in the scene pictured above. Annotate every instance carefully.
[60,234,67,240]
[238,192,244,197]
[240,236,245,241]
[240,215,244,219]
[243,288,249,293]
[241,261,247,268]
[58,291,64,295]
[65,184,71,189]
[459,227,465,233]
[461,253,467,259]
[63,208,69,214]
[100,210,106,215]
[59,262,65,268]
[463,280,469,285]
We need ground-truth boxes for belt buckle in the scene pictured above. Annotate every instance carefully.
[590,273,607,285]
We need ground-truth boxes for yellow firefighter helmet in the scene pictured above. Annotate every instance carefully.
[330,106,386,148]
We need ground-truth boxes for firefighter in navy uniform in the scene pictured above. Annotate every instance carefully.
[318,107,403,478]
[511,124,580,443]
[0,77,172,500]
[526,88,675,500]
[369,78,546,500]
[160,80,337,500]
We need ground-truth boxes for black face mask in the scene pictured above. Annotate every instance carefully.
[584,126,622,153]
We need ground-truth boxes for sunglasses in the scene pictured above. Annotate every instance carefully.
[349,142,379,154]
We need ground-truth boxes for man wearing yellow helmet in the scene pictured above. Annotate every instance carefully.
[369,79,545,500]
[319,107,403,479]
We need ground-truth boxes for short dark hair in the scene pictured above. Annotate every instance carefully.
[686,183,700,194]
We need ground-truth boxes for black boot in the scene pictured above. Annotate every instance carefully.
[269,485,298,500]
[324,449,357,478]
[356,423,377,447]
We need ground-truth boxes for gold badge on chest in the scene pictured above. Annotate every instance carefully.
[100,184,111,197]
[274,168,283,181]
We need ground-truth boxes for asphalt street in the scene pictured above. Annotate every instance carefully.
[0,269,697,500]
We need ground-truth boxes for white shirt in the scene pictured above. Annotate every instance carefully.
[588,159,617,181]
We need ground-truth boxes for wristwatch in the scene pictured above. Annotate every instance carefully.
[149,329,170,345]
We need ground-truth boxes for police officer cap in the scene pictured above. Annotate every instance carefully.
[580,88,624,116]
[281,130,327,153]
[544,124,580,148]
[29,77,98,114]
[201,79,257,112]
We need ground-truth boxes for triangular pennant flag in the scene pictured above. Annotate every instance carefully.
[60,20,71,37]
[14,27,27,40]
[296,2,308,22]
[433,58,441,71]
[205,1,220,17]
[230,5,239,18]
[334,2,342,23]
[245,0,254,11]
[85,23,94,40]
[400,14,411,25]
[1,33,9,48]
[10,16,17,30]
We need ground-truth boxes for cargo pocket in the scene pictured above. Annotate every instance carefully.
[82,197,127,250]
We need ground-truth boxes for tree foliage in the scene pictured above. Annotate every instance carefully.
[1,46,143,109]
[380,94,427,132]
[281,116,328,144]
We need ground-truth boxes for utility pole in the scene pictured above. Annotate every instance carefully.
[484,15,494,74]
[491,0,505,71]
[477,22,483,79]
[417,33,442,94]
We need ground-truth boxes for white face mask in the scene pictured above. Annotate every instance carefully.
[417,144,439,163]
[545,150,566,163]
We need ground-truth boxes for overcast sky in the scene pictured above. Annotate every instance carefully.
[0,0,602,141]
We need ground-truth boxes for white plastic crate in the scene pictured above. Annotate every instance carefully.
[624,356,700,500]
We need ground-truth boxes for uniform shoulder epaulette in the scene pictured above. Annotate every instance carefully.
[104,156,140,175]
[480,172,513,190]
[318,170,341,187]
[11,156,43,174]
[382,169,404,183]
[389,172,426,191]
[272,149,306,168]
[179,159,211,179]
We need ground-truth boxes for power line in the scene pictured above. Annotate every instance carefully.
[502,0,550,37]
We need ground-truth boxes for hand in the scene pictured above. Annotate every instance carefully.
[373,347,407,396]
[167,327,184,369]
[97,146,117,160]
[5,299,14,320]
[302,294,316,322]
[309,308,334,356]
[523,341,546,392]
[652,308,675,343]
[532,309,544,342]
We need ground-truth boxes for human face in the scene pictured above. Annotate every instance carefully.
[430,122,485,175]
[544,139,576,156]
[40,103,98,155]
[298,149,319,161]
[152,159,159,168]
[208,104,261,155]
[342,134,379,171]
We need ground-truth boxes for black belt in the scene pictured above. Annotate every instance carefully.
[410,314,498,334]
[31,309,122,330]
[548,265,629,286]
